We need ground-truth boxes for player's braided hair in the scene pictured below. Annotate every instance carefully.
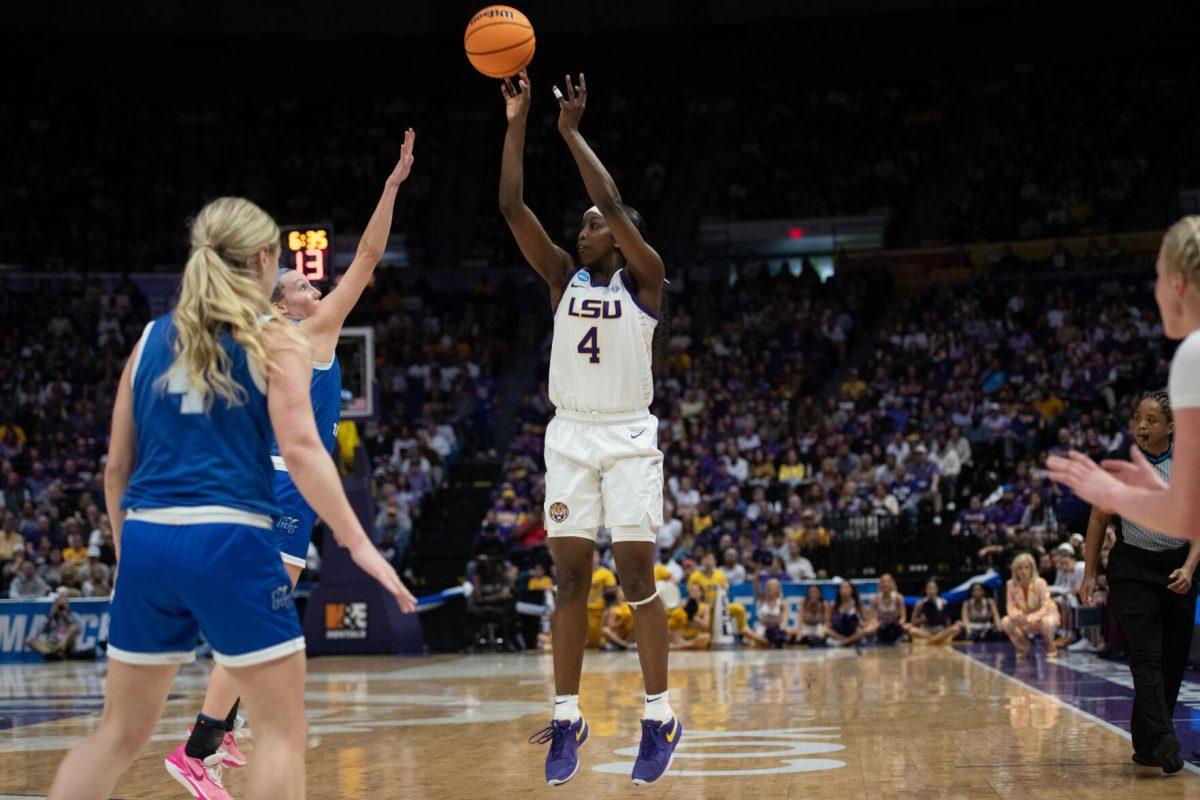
[1138,387,1172,424]
[619,205,670,374]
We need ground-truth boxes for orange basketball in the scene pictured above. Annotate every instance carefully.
[464,5,535,78]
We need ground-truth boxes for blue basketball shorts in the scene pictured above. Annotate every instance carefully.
[273,469,317,569]
[107,511,305,667]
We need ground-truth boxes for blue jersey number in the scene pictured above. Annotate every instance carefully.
[577,327,600,364]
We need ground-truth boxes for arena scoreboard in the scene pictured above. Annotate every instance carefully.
[281,223,333,283]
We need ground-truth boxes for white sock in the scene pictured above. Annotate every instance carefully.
[644,690,673,722]
[553,694,581,722]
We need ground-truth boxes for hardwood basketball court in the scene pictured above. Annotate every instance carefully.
[2,644,1199,799]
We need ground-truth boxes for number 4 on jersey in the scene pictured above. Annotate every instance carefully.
[577,327,600,364]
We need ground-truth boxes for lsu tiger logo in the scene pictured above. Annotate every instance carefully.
[548,502,570,524]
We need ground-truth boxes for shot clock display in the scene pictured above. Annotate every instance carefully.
[282,224,333,283]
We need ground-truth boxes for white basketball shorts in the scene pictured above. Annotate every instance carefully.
[543,409,664,543]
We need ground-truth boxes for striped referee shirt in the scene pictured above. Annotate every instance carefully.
[1117,444,1182,552]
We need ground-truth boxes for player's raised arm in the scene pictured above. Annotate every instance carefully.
[499,69,574,294]
[306,129,416,343]
[264,322,416,612]
[556,73,665,299]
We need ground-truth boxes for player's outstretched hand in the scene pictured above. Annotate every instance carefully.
[349,539,418,613]
[385,128,417,189]
[1047,450,1121,512]
[502,69,532,123]
[555,72,586,134]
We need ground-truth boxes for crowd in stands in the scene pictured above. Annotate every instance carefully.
[943,63,1189,243]
[0,279,145,601]
[703,79,955,221]
[355,273,516,566]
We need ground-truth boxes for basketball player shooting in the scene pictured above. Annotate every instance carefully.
[499,69,680,786]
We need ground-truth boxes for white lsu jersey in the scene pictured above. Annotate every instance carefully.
[548,268,657,413]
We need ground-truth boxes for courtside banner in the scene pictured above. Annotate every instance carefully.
[0,598,110,664]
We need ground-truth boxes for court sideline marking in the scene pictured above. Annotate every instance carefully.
[952,648,1200,776]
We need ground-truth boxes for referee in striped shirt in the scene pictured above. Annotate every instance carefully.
[1082,389,1200,774]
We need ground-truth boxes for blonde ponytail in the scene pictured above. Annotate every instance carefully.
[1162,216,1200,289]
[167,197,284,411]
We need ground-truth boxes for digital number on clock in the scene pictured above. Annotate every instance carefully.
[282,225,333,283]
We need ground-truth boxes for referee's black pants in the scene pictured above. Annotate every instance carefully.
[1107,541,1197,754]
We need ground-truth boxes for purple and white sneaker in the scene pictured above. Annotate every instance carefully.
[632,716,682,785]
[530,716,588,786]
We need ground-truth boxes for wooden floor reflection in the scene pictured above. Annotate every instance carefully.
[1,645,1198,799]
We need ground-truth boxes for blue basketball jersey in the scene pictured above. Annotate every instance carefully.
[269,353,341,459]
[122,313,277,517]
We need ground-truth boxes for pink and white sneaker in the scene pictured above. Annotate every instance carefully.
[219,716,247,768]
[164,743,233,800]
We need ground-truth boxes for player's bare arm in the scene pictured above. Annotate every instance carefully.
[304,128,416,354]
[556,72,664,314]
[499,69,573,305]
[265,322,415,612]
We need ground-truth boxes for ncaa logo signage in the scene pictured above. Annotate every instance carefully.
[549,502,570,524]
[0,599,111,664]
[324,602,368,640]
